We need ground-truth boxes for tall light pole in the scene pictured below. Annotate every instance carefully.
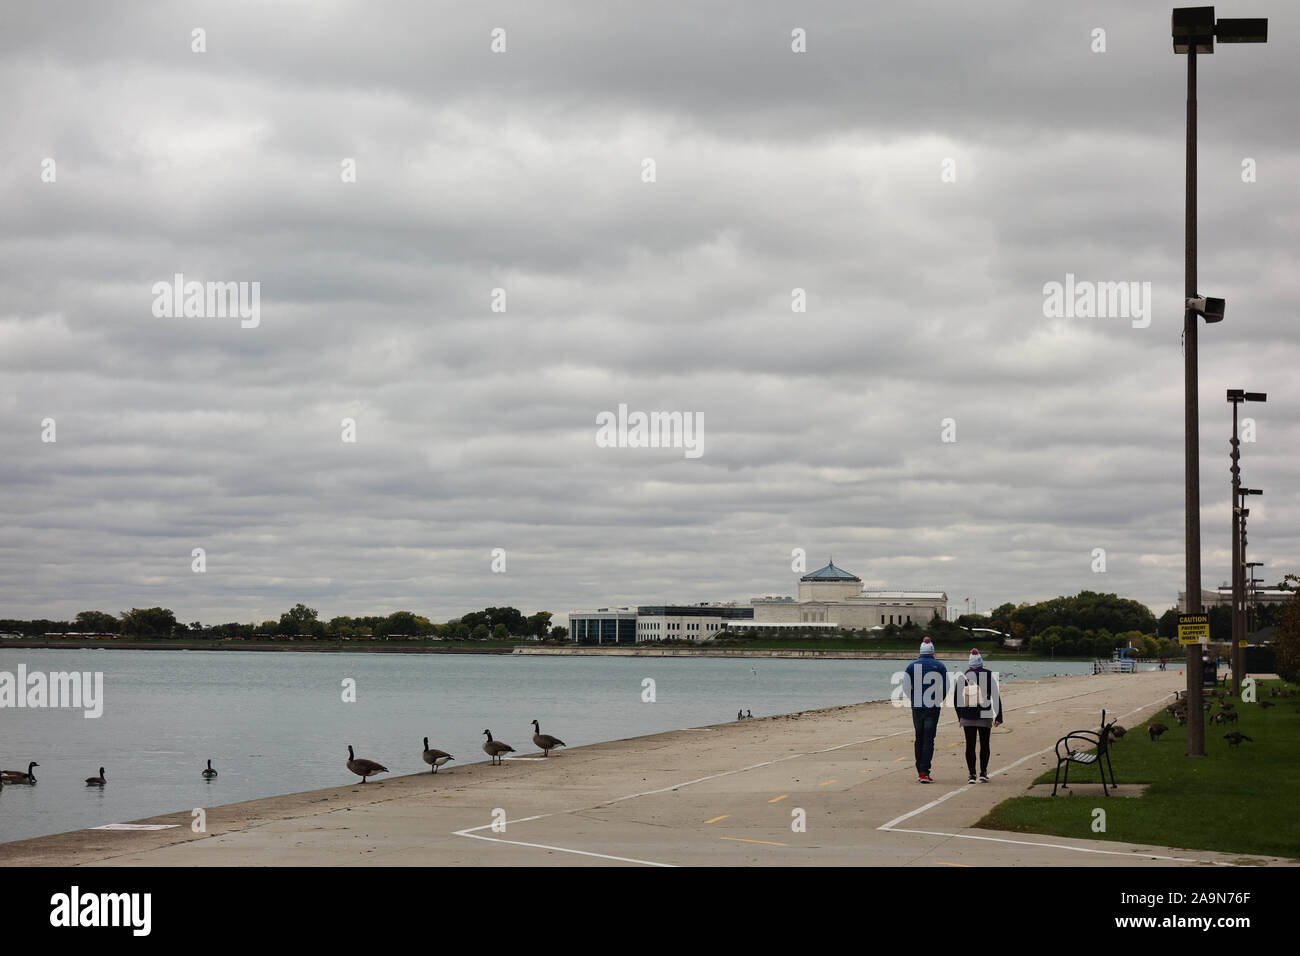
[1171,7,1267,756]
[1245,561,1263,635]
[1228,388,1265,695]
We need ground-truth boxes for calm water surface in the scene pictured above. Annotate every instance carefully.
[0,648,1097,843]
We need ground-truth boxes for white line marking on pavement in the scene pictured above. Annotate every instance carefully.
[453,680,1184,866]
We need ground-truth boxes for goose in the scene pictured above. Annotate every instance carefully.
[345,745,388,783]
[1148,723,1168,741]
[746,710,753,719]
[422,737,454,773]
[482,729,514,765]
[85,767,106,786]
[530,720,566,757]
[201,759,218,778]
[1223,732,1252,747]
[0,761,38,785]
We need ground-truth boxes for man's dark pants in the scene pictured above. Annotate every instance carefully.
[911,707,941,775]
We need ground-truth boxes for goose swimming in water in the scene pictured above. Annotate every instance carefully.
[0,762,38,785]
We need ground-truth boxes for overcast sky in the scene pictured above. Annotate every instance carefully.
[2,0,1297,627]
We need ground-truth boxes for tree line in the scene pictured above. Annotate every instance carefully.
[0,604,564,642]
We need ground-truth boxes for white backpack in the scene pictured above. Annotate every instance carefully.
[961,671,987,708]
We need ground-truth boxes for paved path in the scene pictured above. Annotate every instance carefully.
[0,670,1289,866]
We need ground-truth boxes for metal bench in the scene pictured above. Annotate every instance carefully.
[1051,709,1119,796]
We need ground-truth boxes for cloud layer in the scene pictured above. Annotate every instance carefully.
[2,1,1297,625]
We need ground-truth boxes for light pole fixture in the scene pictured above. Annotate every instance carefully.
[1187,296,1226,322]
[1172,7,1267,756]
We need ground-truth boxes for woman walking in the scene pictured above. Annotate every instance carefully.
[952,648,1003,784]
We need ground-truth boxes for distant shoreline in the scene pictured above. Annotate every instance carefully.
[0,639,1093,662]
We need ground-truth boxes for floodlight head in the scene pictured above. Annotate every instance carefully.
[1173,7,1217,53]
[1216,18,1267,42]
[1245,391,1267,402]
[1187,296,1225,322]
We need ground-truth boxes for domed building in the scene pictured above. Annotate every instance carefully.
[751,559,947,629]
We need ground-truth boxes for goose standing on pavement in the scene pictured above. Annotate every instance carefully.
[482,730,514,765]
[201,759,218,778]
[530,720,566,757]
[85,767,106,786]
[422,737,454,773]
[0,761,38,785]
[346,745,388,783]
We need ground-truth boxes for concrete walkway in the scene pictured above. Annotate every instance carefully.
[0,670,1290,867]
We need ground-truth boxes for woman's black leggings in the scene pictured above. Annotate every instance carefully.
[963,725,991,775]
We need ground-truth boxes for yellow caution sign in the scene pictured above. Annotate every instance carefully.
[1178,614,1209,645]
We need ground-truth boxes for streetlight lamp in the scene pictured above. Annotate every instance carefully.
[1228,388,1266,694]
[1172,7,1267,757]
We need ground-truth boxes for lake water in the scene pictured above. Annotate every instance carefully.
[0,648,1097,844]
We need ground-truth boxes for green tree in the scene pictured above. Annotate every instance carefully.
[1274,581,1300,682]
[1157,607,1180,639]
[119,607,180,639]
[278,603,324,639]
[381,611,420,638]
[75,610,118,633]
[525,611,553,638]
[492,622,509,640]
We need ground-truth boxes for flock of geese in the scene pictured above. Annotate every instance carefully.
[0,762,109,789]
[345,721,567,782]
[1,721,569,793]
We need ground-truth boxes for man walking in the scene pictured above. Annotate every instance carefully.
[900,636,948,783]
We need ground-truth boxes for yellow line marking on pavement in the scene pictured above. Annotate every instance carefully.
[768,794,789,803]
[818,779,836,786]
[721,837,788,847]
[861,769,874,773]
[704,814,729,824]
[937,861,974,867]
[893,756,908,762]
